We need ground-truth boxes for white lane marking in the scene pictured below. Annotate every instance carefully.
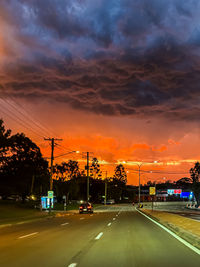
[107,223,112,226]
[95,232,103,240]
[90,214,93,216]
[68,263,77,267]
[61,222,69,226]
[116,214,118,217]
[136,209,200,256]
[80,217,85,220]
[113,218,116,221]
[19,232,38,239]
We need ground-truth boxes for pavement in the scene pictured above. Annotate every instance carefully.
[0,204,199,267]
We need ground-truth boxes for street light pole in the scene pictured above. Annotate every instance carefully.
[104,171,107,205]
[136,161,158,207]
[87,152,90,202]
[138,165,141,206]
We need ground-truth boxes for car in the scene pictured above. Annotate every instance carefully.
[79,202,93,214]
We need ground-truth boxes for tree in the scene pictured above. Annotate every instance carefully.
[0,119,11,166]
[190,162,200,207]
[0,120,49,199]
[113,164,127,184]
[90,157,102,179]
[53,160,80,181]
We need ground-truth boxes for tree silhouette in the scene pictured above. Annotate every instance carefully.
[190,162,200,207]
[113,164,127,184]
[0,119,49,199]
[90,157,102,179]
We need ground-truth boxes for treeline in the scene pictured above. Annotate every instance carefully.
[0,119,131,203]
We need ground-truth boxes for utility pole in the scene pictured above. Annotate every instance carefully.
[86,152,90,202]
[138,166,141,207]
[44,137,62,211]
[104,171,107,205]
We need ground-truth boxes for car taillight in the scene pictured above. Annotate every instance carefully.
[88,205,91,208]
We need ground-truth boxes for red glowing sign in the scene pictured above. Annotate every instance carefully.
[174,189,182,194]
[167,189,182,195]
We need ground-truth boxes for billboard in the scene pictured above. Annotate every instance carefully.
[167,189,182,195]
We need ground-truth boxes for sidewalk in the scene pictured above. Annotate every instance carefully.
[141,209,200,249]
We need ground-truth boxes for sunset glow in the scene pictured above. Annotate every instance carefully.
[1,0,200,184]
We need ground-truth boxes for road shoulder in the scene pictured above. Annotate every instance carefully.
[138,208,200,250]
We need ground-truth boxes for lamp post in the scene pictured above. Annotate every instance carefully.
[135,161,158,206]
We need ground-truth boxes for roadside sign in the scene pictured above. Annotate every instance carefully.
[149,187,156,195]
[48,191,54,199]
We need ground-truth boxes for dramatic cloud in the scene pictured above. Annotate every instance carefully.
[1,0,200,122]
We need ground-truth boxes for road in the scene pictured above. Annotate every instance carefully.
[0,205,199,267]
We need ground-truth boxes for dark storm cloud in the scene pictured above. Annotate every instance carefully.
[1,0,200,120]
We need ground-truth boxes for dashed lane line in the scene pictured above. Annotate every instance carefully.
[68,263,77,267]
[80,217,85,220]
[18,232,38,239]
[95,232,103,240]
[61,222,69,226]
[107,223,112,226]
[113,218,116,221]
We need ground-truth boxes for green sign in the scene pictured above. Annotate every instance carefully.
[48,191,54,199]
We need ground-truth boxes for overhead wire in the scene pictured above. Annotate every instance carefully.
[0,101,45,139]
[0,98,51,138]
[7,96,58,137]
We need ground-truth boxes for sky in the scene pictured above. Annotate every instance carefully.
[1,0,200,184]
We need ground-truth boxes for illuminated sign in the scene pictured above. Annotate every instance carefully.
[167,189,182,195]
[41,196,54,209]
[48,191,54,199]
[149,187,156,195]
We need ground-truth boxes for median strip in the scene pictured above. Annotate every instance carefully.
[95,232,103,240]
[19,232,38,239]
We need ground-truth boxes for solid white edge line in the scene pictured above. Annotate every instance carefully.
[107,222,112,226]
[136,209,200,256]
[68,263,77,267]
[95,232,103,240]
[19,232,38,239]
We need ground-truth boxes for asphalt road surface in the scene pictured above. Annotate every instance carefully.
[0,205,199,267]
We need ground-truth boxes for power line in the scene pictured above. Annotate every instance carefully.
[6,96,58,137]
[3,98,51,137]
[0,103,44,139]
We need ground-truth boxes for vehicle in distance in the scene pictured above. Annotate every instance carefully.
[79,202,93,214]
[102,199,115,205]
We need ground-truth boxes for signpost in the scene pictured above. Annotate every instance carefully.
[149,187,156,211]
[48,191,54,198]
[48,191,54,213]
